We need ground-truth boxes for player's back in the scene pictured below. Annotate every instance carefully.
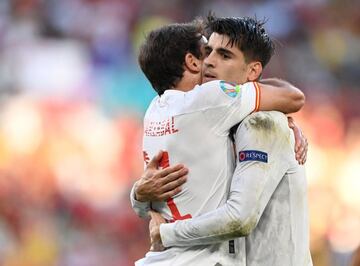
[138,80,259,266]
[143,80,258,221]
[143,92,234,221]
[245,165,312,265]
[241,112,312,266]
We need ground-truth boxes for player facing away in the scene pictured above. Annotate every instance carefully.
[134,16,312,266]
[132,18,306,266]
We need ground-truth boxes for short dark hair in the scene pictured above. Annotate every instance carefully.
[205,15,274,67]
[138,22,204,95]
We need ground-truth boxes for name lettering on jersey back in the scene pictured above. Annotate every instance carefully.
[144,117,179,137]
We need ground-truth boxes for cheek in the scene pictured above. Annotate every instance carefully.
[220,64,234,76]
[234,64,249,82]
[223,64,244,82]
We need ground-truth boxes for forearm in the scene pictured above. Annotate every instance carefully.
[160,159,281,247]
[160,192,259,247]
[260,77,289,87]
[258,79,305,114]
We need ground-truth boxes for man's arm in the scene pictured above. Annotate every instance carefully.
[194,79,304,136]
[155,111,297,247]
[258,78,305,114]
[133,117,307,219]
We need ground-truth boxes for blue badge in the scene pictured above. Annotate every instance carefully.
[238,150,268,163]
[220,80,241,98]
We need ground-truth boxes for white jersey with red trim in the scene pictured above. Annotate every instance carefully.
[158,111,312,266]
[142,80,259,221]
[135,80,259,266]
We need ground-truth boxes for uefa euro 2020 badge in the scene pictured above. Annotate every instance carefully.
[220,80,241,98]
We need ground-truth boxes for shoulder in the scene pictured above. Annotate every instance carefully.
[144,96,160,117]
[196,80,253,96]
[234,111,294,158]
[239,111,289,133]
[183,80,234,110]
[235,111,291,145]
[190,80,224,98]
[188,80,253,106]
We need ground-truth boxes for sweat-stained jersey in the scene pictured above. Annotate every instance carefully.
[159,111,312,266]
[132,80,260,266]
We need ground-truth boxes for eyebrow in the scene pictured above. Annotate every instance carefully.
[216,47,235,57]
[205,43,235,55]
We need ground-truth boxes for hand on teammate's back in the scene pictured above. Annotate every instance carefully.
[135,151,188,202]
[288,116,308,165]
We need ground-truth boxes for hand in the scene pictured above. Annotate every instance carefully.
[149,210,166,251]
[288,117,308,165]
[135,151,188,202]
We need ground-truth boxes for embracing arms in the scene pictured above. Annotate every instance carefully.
[152,112,298,248]
[258,78,305,114]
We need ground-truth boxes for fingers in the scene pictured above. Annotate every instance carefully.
[300,138,308,165]
[158,164,187,178]
[288,116,301,153]
[153,167,188,200]
[139,163,188,202]
[296,137,308,165]
[295,138,301,154]
[287,116,295,128]
[294,128,303,154]
[160,175,187,194]
[295,133,304,160]
[159,166,188,182]
[157,187,183,201]
[288,117,308,164]
[155,173,187,201]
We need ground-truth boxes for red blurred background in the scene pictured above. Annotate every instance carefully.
[0,0,359,265]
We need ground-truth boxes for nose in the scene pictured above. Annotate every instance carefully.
[204,51,215,68]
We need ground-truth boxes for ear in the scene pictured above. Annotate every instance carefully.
[184,53,201,73]
[247,61,263,81]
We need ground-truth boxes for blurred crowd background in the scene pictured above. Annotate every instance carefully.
[0,0,359,265]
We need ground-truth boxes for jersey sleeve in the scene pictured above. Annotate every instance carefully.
[159,111,293,247]
[188,80,260,135]
[130,181,151,218]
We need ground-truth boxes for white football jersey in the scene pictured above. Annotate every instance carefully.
[133,80,260,265]
[159,112,312,266]
[142,80,259,221]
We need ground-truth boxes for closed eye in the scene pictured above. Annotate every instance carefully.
[221,53,231,59]
[204,46,212,56]
[217,48,234,60]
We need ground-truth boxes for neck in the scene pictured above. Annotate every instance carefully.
[175,71,201,92]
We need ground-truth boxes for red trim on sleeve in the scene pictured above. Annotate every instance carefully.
[253,82,261,112]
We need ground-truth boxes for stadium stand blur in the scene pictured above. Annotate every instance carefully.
[0,0,359,265]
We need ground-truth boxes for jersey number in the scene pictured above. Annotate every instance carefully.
[144,151,192,222]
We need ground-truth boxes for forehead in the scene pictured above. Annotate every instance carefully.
[207,32,247,65]
[208,33,237,50]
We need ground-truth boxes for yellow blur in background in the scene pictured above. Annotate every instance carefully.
[0,0,359,265]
